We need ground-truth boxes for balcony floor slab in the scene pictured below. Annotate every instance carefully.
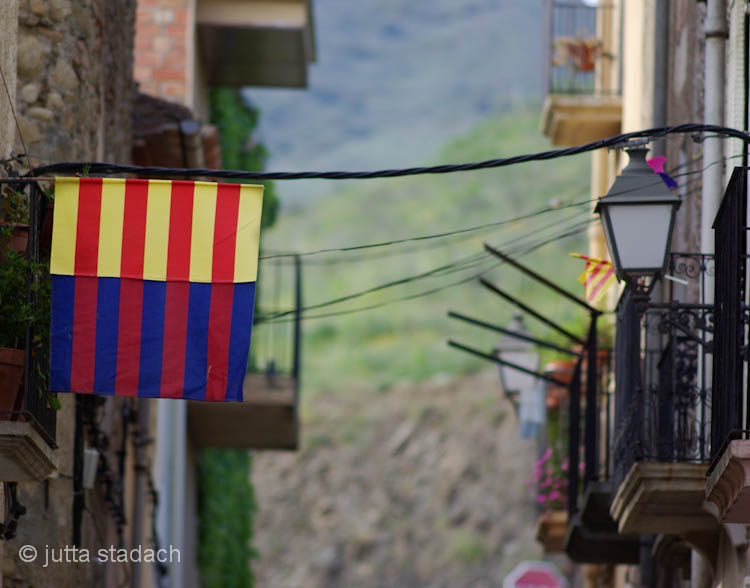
[610,462,716,535]
[0,421,57,481]
[705,440,750,523]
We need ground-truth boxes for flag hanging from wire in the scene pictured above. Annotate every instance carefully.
[569,253,617,304]
[49,177,263,401]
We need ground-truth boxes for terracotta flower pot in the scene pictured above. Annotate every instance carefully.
[543,360,576,409]
[0,348,24,419]
[0,224,29,263]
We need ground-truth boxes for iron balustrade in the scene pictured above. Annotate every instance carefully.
[0,179,56,447]
[711,167,748,461]
[251,255,303,410]
[546,1,620,96]
[610,253,715,489]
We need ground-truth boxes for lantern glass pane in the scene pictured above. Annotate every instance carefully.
[500,349,539,394]
[607,203,673,272]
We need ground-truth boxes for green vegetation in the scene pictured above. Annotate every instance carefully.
[208,88,279,228]
[449,529,488,564]
[260,109,593,402]
[197,450,258,588]
[196,89,274,588]
[251,0,546,203]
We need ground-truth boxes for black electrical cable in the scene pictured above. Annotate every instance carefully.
[258,151,745,266]
[256,213,592,321]
[27,124,750,181]
[257,221,592,324]
[260,196,595,262]
[256,216,594,324]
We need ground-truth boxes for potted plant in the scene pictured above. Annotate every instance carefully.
[553,36,601,72]
[532,447,568,552]
[0,186,55,417]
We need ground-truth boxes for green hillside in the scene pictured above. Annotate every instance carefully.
[249,0,546,203]
[255,109,593,401]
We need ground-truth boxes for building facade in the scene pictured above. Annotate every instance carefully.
[0,1,313,586]
[538,1,750,587]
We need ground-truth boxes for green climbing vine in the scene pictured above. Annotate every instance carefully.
[208,88,279,229]
[197,88,276,588]
[197,450,258,588]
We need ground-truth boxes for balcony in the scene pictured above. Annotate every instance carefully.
[704,168,750,523]
[561,335,640,564]
[608,255,718,536]
[541,1,622,146]
[197,0,315,88]
[188,256,302,450]
[0,180,57,481]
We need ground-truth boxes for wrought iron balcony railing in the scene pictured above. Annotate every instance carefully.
[610,254,714,489]
[0,179,57,447]
[710,167,750,465]
[252,254,302,385]
[546,1,620,96]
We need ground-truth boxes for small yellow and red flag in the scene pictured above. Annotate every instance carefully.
[569,253,618,304]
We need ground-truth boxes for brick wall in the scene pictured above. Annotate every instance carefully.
[134,0,193,106]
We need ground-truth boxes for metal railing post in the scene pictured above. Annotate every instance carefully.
[568,359,583,517]
[584,315,598,485]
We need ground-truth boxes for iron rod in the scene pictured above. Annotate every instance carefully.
[484,243,600,314]
[447,340,568,386]
[447,311,580,356]
[479,278,585,345]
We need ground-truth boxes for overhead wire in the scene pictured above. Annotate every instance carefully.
[258,151,744,267]
[258,220,593,324]
[256,210,592,321]
[256,214,594,324]
[259,196,595,262]
[27,124,750,181]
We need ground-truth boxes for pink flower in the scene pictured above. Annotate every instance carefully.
[561,460,569,472]
[549,490,562,501]
[537,494,547,504]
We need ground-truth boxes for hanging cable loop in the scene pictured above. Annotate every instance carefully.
[27,124,750,182]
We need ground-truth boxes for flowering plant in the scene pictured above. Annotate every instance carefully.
[531,447,584,514]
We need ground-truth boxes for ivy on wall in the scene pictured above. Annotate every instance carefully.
[208,88,279,229]
[197,449,258,588]
[197,88,276,588]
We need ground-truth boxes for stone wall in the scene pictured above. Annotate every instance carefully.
[0,1,19,163]
[665,0,705,255]
[15,0,136,167]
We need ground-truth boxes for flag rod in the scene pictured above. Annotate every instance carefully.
[447,311,580,357]
[446,339,569,386]
[479,278,586,345]
[484,243,601,315]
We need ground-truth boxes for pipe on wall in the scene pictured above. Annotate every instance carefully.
[652,0,669,158]
[702,0,728,263]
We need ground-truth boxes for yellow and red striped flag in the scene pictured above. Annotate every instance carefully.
[569,253,618,305]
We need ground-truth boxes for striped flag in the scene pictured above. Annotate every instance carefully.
[49,177,263,401]
[569,253,617,305]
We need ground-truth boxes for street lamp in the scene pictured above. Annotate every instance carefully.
[494,315,546,440]
[595,145,681,285]
[493,314,540,402]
